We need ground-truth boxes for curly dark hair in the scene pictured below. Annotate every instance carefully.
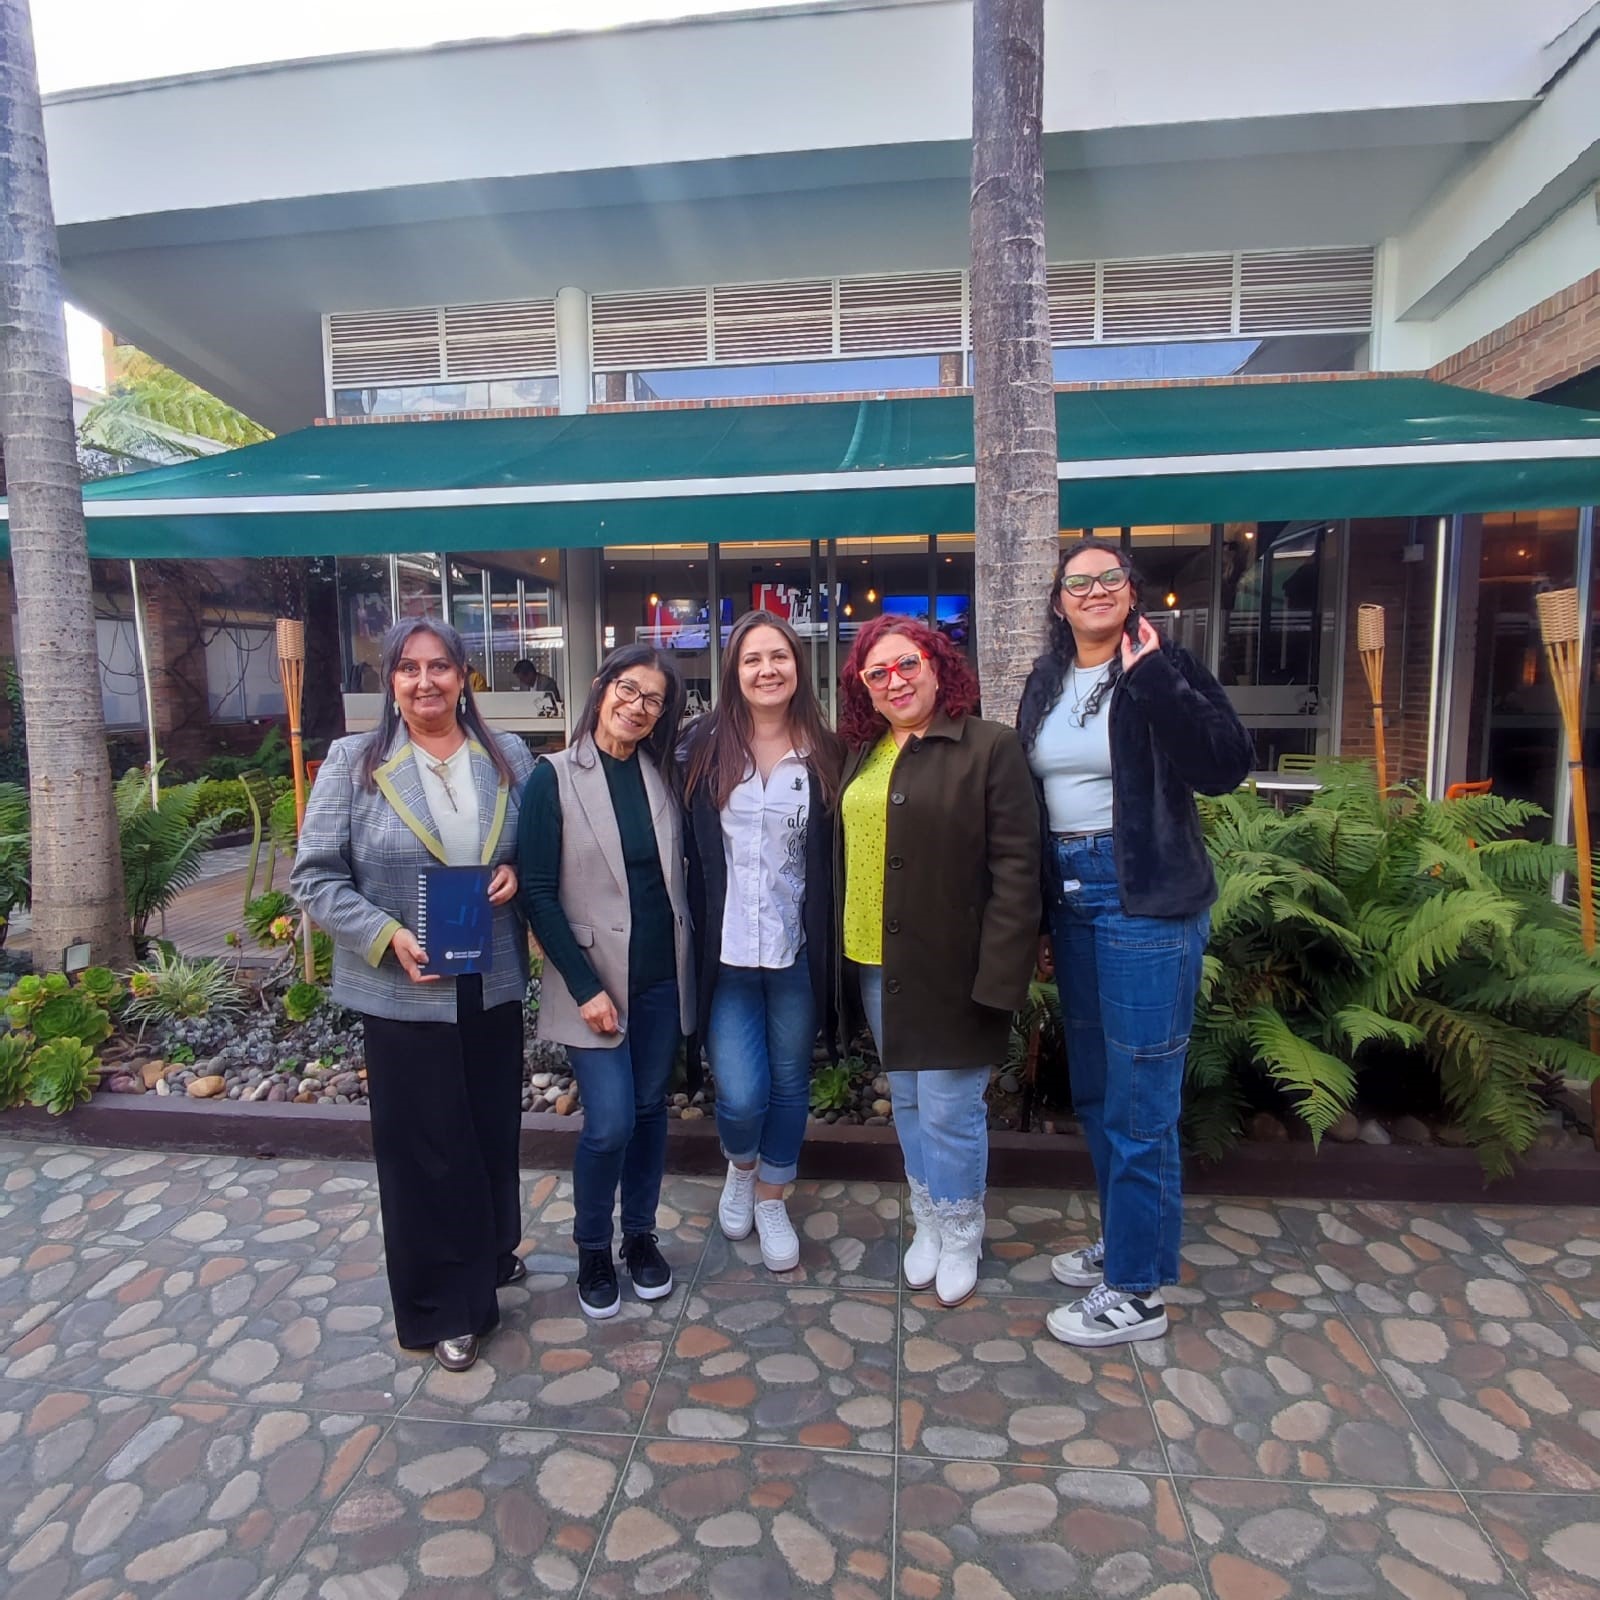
[838,614,981,749]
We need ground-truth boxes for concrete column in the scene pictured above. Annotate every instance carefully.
[563,548,602,700]
[555,286,590,417]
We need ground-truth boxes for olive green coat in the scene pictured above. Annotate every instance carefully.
[837,712,1041,1071]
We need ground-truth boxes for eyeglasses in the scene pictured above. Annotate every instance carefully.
[1059,567,1130,598]
[612,679,666,716]
[859,653,925,692]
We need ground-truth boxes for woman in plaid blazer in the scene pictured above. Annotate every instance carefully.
[292,617,535,1374]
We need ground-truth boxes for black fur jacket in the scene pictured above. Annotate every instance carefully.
[1016,638,1252,918]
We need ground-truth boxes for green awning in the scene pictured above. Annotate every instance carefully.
[3,378,1598,558]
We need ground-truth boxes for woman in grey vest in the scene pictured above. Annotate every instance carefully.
[518,645,694,1319]
[292,618,534,1374]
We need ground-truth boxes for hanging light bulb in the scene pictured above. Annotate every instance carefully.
[1164,591,1178,610]
[866,586,878,604]
[843,602,854,618]
[649,590,661,608]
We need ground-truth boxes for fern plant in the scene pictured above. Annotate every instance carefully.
[1193,764,1600,1175]
[116,767,232,953]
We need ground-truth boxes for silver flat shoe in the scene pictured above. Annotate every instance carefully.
[434,1335,479,1371]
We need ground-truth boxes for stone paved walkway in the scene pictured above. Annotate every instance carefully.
[0,1140,1596,1600]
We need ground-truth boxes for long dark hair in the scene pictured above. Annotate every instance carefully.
[358,617,518,790]
[571,644,686,772]
[838,614,981,750]
[1017,538,1143,752]
[682,611,843,810]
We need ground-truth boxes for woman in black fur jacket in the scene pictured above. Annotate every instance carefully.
[1016,537,1251,1350]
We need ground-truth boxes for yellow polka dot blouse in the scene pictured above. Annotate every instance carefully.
[841,734,900,966]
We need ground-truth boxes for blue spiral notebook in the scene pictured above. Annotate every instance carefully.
[415,866,494,976]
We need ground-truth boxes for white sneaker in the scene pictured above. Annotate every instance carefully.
[718,1161,757,1241]
[1051,1237,1106,1289]
[753,1198,800,1272]
[1047,1282,1168,1347]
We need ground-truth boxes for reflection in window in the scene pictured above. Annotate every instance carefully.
[601,546,713,719]
[205,622,286,721]
[594,355,944,404]
[336,557,392,694]
[1049,334,1364,384]
[96,616,146,729]
[333,378,559,416]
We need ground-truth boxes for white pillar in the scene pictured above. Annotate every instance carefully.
[555,286,590,416]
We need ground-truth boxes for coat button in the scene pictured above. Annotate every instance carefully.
[886,918,901,934]
[888,855,904,870]
[886,978,901,994]
[890,792,905,805]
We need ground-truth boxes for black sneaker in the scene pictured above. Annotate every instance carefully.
[576,1246,620,1320]
[620,1232,674,1301]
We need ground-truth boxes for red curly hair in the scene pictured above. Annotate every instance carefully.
[838,614,981,749]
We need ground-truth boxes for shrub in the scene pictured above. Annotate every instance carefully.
[189,779,250,829]
[282,981,325,1023]
[1190,764,1600,1176]
[5,970,117,1050]
[27,1038,97,1115]
[29,993,113,1051]
[0,1033,32,1109]
[269,790,300,850]
[125,949,246,1026]
[0,779,30,924]
[203,726,293,782]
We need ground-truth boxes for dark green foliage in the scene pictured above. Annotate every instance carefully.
[117,768,232,952]
[203,726,292,782]
[282,981,325,1023]
[125,950,246,1024]
[0,665,27,788]
[245,891,296,947]
[28,993,113,1050]
[1191,765,1600,1175]
[810,1057,862,1114]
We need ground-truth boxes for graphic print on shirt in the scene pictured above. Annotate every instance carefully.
[777,801,808,954]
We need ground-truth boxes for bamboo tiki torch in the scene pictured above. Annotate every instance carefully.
[276,619,315,983]
[1357,603,1388,795]
[1535,586,1600,1146]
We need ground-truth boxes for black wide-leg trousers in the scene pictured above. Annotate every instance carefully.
[361,977,524,1349]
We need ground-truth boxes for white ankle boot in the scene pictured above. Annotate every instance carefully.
[934,1197,985,1308]
[904,1177,941,1290]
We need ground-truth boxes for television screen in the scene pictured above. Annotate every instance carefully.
[881,594,969,643]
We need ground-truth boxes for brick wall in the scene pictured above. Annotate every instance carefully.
[1338,519,1436,785]
[1430,270,1600,398]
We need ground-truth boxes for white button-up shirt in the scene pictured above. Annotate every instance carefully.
[719,749,810,969]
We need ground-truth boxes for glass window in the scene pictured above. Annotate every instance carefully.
[335,556,392,694]
[333,378,559,417]
[447,559,491,687]
[1216,521,1337,770]
[712,541,828,705]
[463,549,568,733]
[594,355,944,404]
[96,616,146,729]
[396,554,444,621]
[601,545,713,720]
[205,622,285,721]
[1462,509,1579,828]
[1049,334,1364,383]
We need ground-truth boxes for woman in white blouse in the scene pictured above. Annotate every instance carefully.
[681,611,843,1270]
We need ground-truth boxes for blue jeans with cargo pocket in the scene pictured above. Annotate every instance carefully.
[1046,833,1208,1295]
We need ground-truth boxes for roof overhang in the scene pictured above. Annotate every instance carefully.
[5,380,1598,559]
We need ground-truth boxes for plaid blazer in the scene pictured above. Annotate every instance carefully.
[291,728,536,1021]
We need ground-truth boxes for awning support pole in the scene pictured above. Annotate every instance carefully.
[128,560,159,808]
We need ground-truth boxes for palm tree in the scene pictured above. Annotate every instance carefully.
[80,348,271,463]
[0,0,132,969]
[970,0,1059,722]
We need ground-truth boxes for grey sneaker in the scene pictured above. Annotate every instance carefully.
[1050,1237,1106,1288]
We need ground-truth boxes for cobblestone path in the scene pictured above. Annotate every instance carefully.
[0,1140,1596,1598]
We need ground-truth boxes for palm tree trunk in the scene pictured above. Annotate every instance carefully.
[0,0,132,969]
[971,0,1058,723]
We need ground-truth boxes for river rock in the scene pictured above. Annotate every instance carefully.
[555,1095,577,1116]
[187,1075,227,1099]
[1391,1115,1432,1145]
[1325,1111,1361,1143]
[1356,1119,1391,1145]
[1249,1112,1289,1142]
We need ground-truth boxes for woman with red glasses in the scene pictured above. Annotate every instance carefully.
[837,615,1040,1307]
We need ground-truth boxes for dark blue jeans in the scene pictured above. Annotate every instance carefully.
[705,956,816,1185]
[1046,835,1208,1295]
[566,979,682,1251]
